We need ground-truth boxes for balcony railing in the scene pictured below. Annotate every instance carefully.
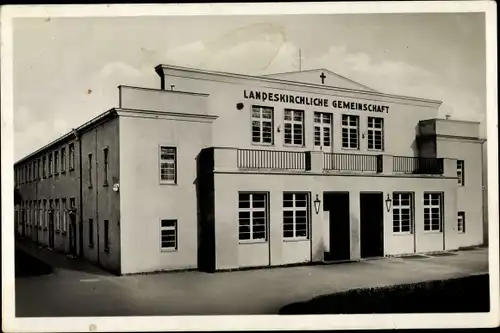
[393,156,443,175]
[323,153,379,172]
[237,149,307,170]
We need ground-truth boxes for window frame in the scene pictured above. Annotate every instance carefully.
[159,146,177,185]
[282,192,310,241]
[367,116,385,151]
[160,219,178,252]
[251,105,274,146]
[341,114,360,150]
[392,192,414,234]
[283,108,305,147]
[457,160,465,186]
[423,192,443,233]
[313,112,333,148]
[238,192,269,243]
[62,198,67,233]
[69,143,75,171]
[103,147,109,187]
[457,211,465,233]
[42,156,47,178]
[48,153,53,177]
[88,153,93,188]
[61,147,66,173]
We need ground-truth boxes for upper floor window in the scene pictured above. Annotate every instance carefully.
[283,192,309,240]
[88,154,93,188]
[28,162,32,182]
[457,160,465,186]
[159,146,176,184]
[284,109,304,146]
[103,148,109,186]
[314,112,332,148]
[37,159,41,179]
[54,150,59,174]
[368,117,384,151]
[341,115,359,149]
[33,161,37,180]
[48,153,53,176]
[61,147,66,172]
[69,143,75,170]
[24,165,28,183]
[42,156,47,178]
[424,192,443,232]
[251,105,273,145]
[392,192,413,234]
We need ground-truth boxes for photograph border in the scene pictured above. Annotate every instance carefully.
[1,1,498,331]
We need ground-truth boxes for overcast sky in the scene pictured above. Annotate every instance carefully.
[13,13,486,160]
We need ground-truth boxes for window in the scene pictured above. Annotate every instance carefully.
[69,143,75,170]
[104,220,110,252]
[160,219,177,250]
[238,193,268,242]
[28,162,32,182]
[55,199,60,231]
[48,153,53,176]
[33,161,37,180]
[44,200,49,229]
[283,193,309,240]
[24,165,28,183]
[42,156,47,178]
[103,148,109,186]
[88,154,93,187]
[62,198,67,232]
[70,197,76,209]
[54,150,59,174]
[341,115,359,149]
[251,105,273,145]
[284,109,304,146]
[61,147,66,172]
[42,200,47,229]
[39,200,43,229]
[458,211,465,233]
[88,219,94,247]
[314,112,332,148]
[368,117,384,151]
[424,193,443,232]
[393,193,413,233]
[159,147,176,184]
[457,160,465,186]
[38,159,41,179]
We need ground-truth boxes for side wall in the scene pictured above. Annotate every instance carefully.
[437,138,484,248]
[119,114,214,274]
[80,117,121,274]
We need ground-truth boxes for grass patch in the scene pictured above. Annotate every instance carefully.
[15,248,53,277]
[280,274,489,314]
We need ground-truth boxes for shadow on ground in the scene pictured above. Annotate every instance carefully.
[279,274,490,314]
[15,248,53,277]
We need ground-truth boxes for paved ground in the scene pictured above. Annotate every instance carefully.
[15,241,489,317]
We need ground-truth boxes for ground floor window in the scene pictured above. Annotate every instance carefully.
[160,219,177,251]
[283,192,309,240]
[238,192,268,242]
[392,192,413,233]
[458,211,465,233]
[424,192,443,232]
[88,219,94,247]
[104,220,110,252]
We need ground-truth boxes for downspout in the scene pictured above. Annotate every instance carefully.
[75,129,84,258]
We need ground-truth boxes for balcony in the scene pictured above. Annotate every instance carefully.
[205,148,456,177]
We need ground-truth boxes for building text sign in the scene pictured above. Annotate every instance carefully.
[243,89,389,113]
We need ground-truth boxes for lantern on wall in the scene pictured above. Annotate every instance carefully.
[385,194,392,212]
[313,194,322,215]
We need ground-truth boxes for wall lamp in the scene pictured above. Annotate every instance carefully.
[385,193,392,212]
[313,194,322,215]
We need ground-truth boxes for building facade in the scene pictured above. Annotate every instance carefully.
[14,65,486,275]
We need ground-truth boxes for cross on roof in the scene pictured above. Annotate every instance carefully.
[320,72,326,84]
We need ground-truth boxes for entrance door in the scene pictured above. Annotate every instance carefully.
[324,192,351,261]
[360,192,384,258]
[48,212,55,248]
[69,213,77,256]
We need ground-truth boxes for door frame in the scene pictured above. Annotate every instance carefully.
[359,191,385,258]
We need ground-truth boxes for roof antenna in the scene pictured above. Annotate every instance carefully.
[445,114,451,120]
[298,48,302,72]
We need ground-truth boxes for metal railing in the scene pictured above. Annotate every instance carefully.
[323,153,379,172]
[237,149,307,170]
[393,156,443,174]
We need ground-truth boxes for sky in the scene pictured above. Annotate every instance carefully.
[13,13,486,161]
